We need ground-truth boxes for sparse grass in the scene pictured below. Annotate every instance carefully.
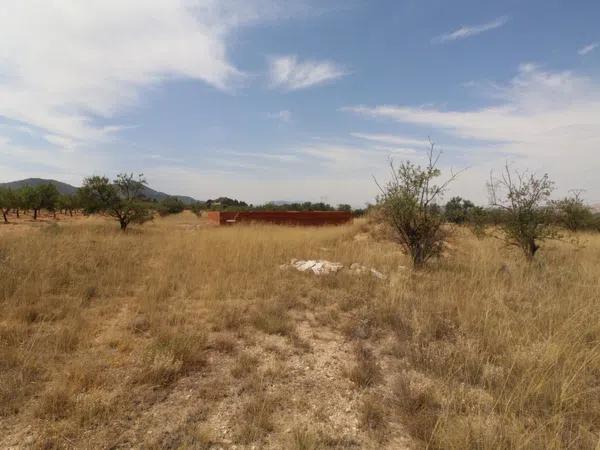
[359,394,388,440]
[1,212,600,448]
[251,300,294,336]
[231,351,259,379]
[289,426,323,450]
[235,392,278,444]
[347,343,382,388]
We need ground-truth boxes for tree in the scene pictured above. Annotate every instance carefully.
[552,191,595,232]
[444,196,475,224]
[157,196,185,216]
[376,142,459,268]
[337,204,352,212]
[190,201,205,216]
[466,205,488,238]
[79,173,153,231]
[57,194,80,216]
[488,164,557,261]
[20,183,59,220]
[0,188,18,223]
[12,188,23,218]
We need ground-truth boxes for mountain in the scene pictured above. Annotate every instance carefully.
[0,178,198,204]
[139,186,197,205]
[0,178,79,195]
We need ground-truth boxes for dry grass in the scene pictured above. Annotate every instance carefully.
[347,342,382,388]
[1,211,600,448]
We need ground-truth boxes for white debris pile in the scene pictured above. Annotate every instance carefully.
[280,259,344,275]
[349,263,387,280]
[280,259,387,279]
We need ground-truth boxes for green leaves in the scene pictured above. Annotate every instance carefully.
[376,142,457,268]
[79,173,153,231]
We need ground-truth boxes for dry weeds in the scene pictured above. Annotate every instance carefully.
[1,210,599,449]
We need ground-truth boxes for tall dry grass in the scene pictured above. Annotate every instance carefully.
[1,211,599,448]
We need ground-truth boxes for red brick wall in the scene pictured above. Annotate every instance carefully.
[206,211,352,226]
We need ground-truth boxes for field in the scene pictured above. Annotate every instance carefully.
[1,211,600,449]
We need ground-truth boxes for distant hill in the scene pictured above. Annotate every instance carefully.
[0,178,198,205]
[0,178,79,195]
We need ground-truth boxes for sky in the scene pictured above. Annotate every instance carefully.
[1,0,599,207]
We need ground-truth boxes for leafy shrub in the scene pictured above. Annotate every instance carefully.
[488,165,558,260]
[157,196,185,216]
[376,142,458,268]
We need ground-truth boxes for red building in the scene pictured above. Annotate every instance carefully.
[206,210,352,226]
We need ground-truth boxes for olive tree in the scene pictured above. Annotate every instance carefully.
[488,164,557,261]
[20,183,59,220]
[444,196,475,224]
[551,191,595,232]
[376,142,459,269]
[57,194,80,216]
[0,188,18,223]
[157,196,185,216]
[79,173,153,231]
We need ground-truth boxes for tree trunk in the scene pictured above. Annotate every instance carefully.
[2,209,7,223]
[119,219,128,231]
[15,209,19,218]
[524,239,539,261]
[33,209,38,220]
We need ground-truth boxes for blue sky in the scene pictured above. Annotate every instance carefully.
[1,0,599,206]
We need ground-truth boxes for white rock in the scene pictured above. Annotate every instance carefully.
[370,268,386,280]
[287,259,344,275]
[297,260,317,272]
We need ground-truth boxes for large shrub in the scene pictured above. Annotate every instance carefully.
[376,143,458,268]
[488,165,558,260]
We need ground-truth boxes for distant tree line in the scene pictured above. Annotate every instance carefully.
[2,165,598,240]
[0,174,366,230]
[0,183,73,223]
[188,198,360,215]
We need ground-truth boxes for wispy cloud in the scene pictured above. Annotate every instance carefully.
[578,42,599,56]
[432,16,509,43]
[350,133,428,148]
[223,150,299,163]
[0,1,306,150]
[344,64,600,197]
[267,110,292,122]
[268,55,348,91]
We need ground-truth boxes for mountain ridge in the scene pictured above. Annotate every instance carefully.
[0,178,198,205]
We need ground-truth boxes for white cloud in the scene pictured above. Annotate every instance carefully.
[0,1,300,148]
[43,135,80,152]
[222,150,299,162]
[267,110,292,122]
[344,64,600,201]
[350,133,429,148]
[268,55,347,91]
[432,16,509,43]
[578,42,599,56]
[299,141,420,172]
